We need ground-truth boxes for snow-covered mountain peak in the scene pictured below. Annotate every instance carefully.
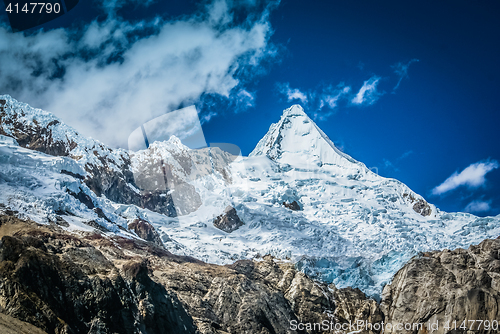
[0,94,129,168]
[282,104,307,117]
[147,135,190,153]
[250,105,370,177]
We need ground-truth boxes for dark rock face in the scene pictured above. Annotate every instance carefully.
[66,187,94,210]
[122,260,197,334]
[0,313,48,334]
[381,239,500,334]
[81,155,177,217]
[0,110,76,157]
[283,201,301,211]
[329,286,383,332]
[280,270,382,334]
[158,254,382,334]
[138,190,177,217]
[60,169,85,180]
[128,219,164,248]
[213,206,244,233]
[402,193,432,216]
[412,199,431,216]
[0,220,196,334]
[82,155,139,202]
[0,233,137,333]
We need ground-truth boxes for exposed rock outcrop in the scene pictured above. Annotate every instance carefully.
[330,286,383,332]
[128,218,164,248]
[213,206,244,233]
[403,193,432,216]
[412,199,432,216]
[0,313,48,334]
[283,201,301,211]
[0,113,76,156]
[381,238,500,334]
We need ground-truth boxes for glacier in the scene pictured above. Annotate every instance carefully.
[155,105,500,298]
[1,96,499,299]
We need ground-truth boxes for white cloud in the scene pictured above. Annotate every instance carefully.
[432,160,499,195]
[351,76,382,106]
[313,85,351,120]
[277,82,308,104]
[0,0,278,148]
[277,82,352,120]
[322,86,351,109]
[464,200,491,213]
[235,89,255,108]
[392,59,419,91]
[277,76,387,119]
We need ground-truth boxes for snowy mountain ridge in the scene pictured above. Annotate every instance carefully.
[1,95,499,299]
[0,94,128,173]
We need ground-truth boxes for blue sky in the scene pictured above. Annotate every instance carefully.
[0,0,499,216]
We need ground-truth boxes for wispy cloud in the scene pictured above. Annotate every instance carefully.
[276,82,352,120]
[383,158,398,171]
[351,75,382,106]
[399,150,413,160]
[432,160,499,195]
[314,85,351,120]
[0,0,279,148]
[277,82,308,104]
[464,200,492,213]
[321,86,351,109]
[277,75,385,119]
[392,59,419,91]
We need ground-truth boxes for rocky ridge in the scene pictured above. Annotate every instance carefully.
[213,206,244,233]
[0,95,211,217]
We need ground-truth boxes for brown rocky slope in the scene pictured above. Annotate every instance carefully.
[0,213,382,334]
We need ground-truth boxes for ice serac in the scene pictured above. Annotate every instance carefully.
[250,104,368,176]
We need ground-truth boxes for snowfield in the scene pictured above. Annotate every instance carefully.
[1,97,499,299]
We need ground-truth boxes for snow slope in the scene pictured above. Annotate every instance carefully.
[1,98,499,299]
[0,134,127,233]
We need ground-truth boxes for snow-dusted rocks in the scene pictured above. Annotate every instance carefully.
[213,206,244,233]
[0,94,176,216]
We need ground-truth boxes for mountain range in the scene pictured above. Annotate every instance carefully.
[1,94,499,302]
